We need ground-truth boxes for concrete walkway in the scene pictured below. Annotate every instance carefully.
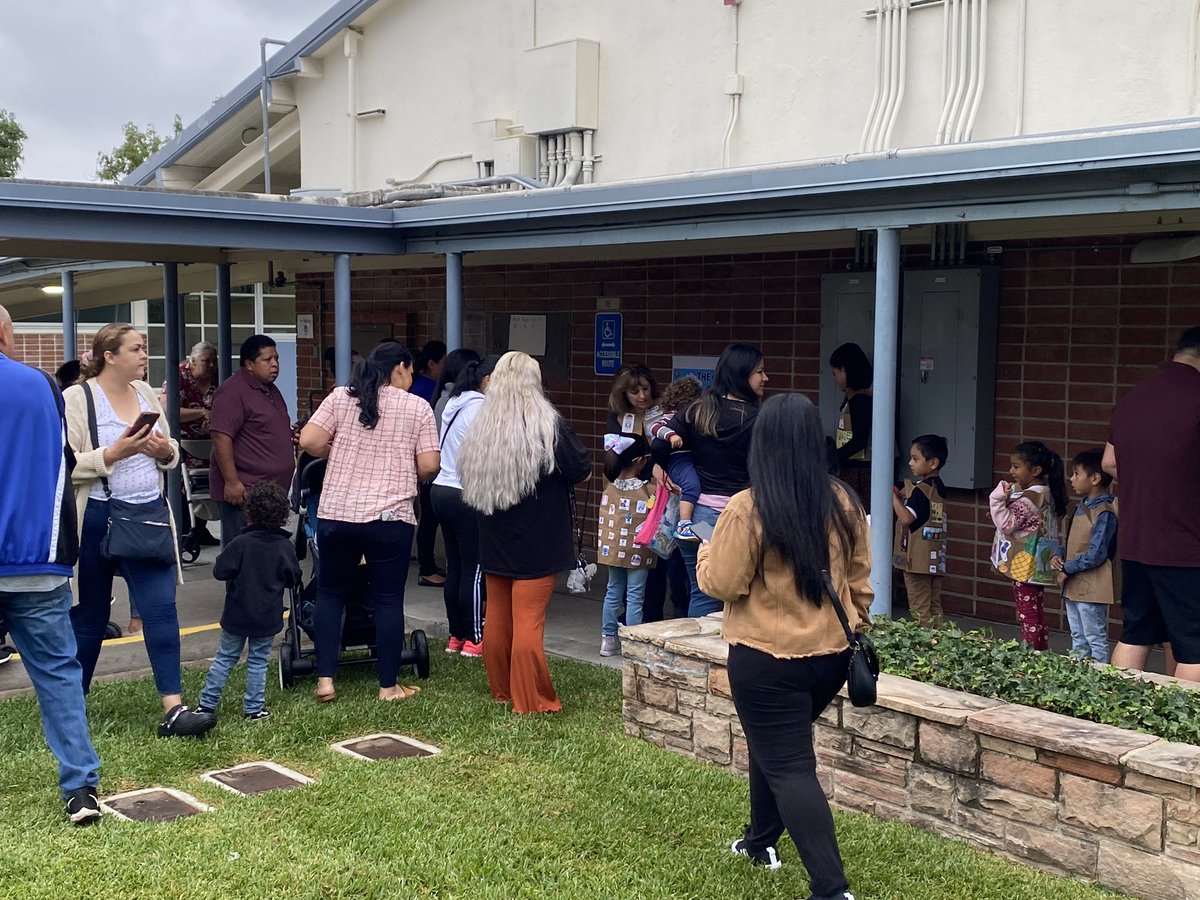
[0,541,1168,698]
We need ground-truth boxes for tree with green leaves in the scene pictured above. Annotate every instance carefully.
[96,114,183,183]
[0,109,27,178]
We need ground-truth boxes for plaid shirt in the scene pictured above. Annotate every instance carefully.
[308,386,438,524]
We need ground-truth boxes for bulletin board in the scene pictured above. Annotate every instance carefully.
[487,312,572,380]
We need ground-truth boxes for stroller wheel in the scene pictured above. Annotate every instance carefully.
[104,621,123,640]
[279,641,295,689]
[411,629,430,679]
[180,536,200,564]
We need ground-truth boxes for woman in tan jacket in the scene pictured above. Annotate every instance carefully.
[63,323,215,738]
[697,393,870,900]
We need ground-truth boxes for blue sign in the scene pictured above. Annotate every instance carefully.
[671,355,719,389]
[594,313,622,376]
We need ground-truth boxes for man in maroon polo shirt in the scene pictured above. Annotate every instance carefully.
[1104,325,1200,680]
[210,335,296,547]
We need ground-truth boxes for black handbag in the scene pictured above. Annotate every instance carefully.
[821,570,879,707]
[84,384,176,566]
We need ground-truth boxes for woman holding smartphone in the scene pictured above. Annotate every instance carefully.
[64,323,216,738]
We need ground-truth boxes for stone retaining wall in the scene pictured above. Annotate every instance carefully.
[621,617,1200,900]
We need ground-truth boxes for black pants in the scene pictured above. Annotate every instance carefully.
[314,517,414,687]
[430,484,485,643]
[641,550,689,623]
[416,480,442,577]
[728,642,851,900]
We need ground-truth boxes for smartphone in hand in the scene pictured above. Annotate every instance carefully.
[690,520,715,542]
[125,411,160,436]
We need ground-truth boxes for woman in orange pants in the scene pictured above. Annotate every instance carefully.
[457,351,591,713]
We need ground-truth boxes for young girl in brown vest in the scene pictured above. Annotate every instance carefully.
[989,440,1067,650]
[598,433,656,656]
[892,434,949,627]
[1051,448,1118,662]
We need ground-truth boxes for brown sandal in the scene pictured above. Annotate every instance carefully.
[380,684,421,702]
[314,687,336,703]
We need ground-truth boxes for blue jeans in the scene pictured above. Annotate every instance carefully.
[315,518,414,687]
[74,498,181,696]
[676,503,723,617]
[667,452,701,507]
[602,566,650,637]
[200,630,274,714]
[1065,600,1110,663]
[0,583,101,797]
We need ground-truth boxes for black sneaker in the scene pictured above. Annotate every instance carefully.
[731,838,782,870]
[0,644,14,665]
[65,787,101,825]
[194,705,215,716]
[157,704,216,738]
[244,709,271,721]
[808,893,856,900]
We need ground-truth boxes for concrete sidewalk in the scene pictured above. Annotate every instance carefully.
[0,541,1168,698]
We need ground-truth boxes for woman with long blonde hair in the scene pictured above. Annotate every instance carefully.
[458,352,590,713]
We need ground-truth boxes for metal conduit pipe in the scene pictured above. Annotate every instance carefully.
[561,131,585,186]
[882,0,910,148]
[962,0,989,142]
[935,0,962,144]
[344,28,360,192]
[866,0,896,152]
[445,175,548,190]
[583,130,596,183]
[61,270,76,363]
[721,0,742,167]
[946,0,971,142]
[1015,0,1028,134]
[954,0,982,142]
[259,37,289,195]
[860,2,886,153]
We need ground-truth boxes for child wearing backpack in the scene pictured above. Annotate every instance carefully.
[598,433,656,657]
[892,434,949,628]
[198,481,302,720]
[989,440,1067,651]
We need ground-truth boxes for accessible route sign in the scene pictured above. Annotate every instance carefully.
[594,313,622,375]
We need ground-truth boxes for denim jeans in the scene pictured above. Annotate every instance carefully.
[74,498,181,696]
[200,630,274,714]
[0,582,101,797]
[1065,599,1110,663]
[676,503,723,617]
[601,566,650,637]
[315,517,414,687]
[219,501,246,549]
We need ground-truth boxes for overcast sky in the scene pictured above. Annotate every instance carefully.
[1,0,335,182]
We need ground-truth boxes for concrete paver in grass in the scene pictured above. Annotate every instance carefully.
[100,787,212,822]
[201,761,314,796]
[331,733,440,761]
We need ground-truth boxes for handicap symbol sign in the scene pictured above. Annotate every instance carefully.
[594,313,622,376]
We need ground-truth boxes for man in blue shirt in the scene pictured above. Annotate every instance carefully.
[0,305,102,825]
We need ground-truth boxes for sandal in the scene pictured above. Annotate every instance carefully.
[417,575,446,587]
[314,687,336,703]
[379,684,422,702]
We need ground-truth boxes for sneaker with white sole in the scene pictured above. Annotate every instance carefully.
[460,640,483,658]
[731,838,782,870]
[0,644,13,665]
[600,635,618,657]
[808,892,855,900]
[445,637,464,654]
[244,709,271,721]
[65,787,101,825]
[157,704,216,738]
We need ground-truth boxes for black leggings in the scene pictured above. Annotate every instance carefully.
[416,480,442,577]
[430,484,485,643]
[727,642,852,900]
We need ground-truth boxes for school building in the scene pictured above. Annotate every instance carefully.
[2,0,1199,635]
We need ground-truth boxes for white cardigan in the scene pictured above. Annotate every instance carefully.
[62,379,183,583]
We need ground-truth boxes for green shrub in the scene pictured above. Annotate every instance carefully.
[872,618,1200,745]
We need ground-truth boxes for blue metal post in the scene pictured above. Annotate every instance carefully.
[869,227,902,618]
[216,263,233,382]
[61,270,76,363]
[334,253,352,385]
[162,264,185,539]
[446,251,464,351]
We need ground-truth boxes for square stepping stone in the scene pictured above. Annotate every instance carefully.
[100,788,212,823]
[331,733,440,761]
[201,761,313,796]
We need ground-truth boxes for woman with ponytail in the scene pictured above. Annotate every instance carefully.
[988,440,1068,650]
[299,341,441,702]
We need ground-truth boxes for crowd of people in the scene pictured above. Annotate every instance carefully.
[2,300,1197,900]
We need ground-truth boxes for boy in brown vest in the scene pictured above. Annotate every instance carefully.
[1051,448,1118,663]
[892,434,949,627]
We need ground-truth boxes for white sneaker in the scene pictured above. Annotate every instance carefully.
[600,635,618,657]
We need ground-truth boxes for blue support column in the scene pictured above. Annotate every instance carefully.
[446,251,464,352]
[61,270,76,363]
[334,253,352,385]
[162,264,185,539]
[869,227,902,618]
[216,263,233,383]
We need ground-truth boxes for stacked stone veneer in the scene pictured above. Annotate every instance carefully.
[621,617,1200,900]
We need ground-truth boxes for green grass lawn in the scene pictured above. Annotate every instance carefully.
[0,649,1122,899]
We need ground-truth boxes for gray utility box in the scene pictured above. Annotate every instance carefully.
[898,268,998,489]
[819,268,998,490]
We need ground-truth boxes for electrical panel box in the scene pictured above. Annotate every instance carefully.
[819,273,876,438]
[521,39,600,134]
[898,268,998,490]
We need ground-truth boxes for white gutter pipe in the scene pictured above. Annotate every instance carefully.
[882,0,909,148]
[583,130,596,184]
[962,0,989,142]
[561,131,585,186]
[344,28,360,192]
[860,2,886,153]
[1015,0,1028,133]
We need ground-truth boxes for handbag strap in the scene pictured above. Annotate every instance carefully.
[571,481,592,559]
[820,569,857,647]
[83,383,113,500]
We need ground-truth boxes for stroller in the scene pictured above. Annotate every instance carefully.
[277,456,430,689]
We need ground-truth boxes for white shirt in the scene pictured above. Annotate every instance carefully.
[433,391,485,491]
[87,385,163,504]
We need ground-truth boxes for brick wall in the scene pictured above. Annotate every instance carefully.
[10,332,96,376]
[293,236,1200,636]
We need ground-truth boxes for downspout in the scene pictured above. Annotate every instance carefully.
[582,129,596,183]
[344,28,360,193]
[962,0,989,142]
[1190,0,1200,114]
[882,0,909,148]
[560,131,585,186]
[259,37,289,194]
